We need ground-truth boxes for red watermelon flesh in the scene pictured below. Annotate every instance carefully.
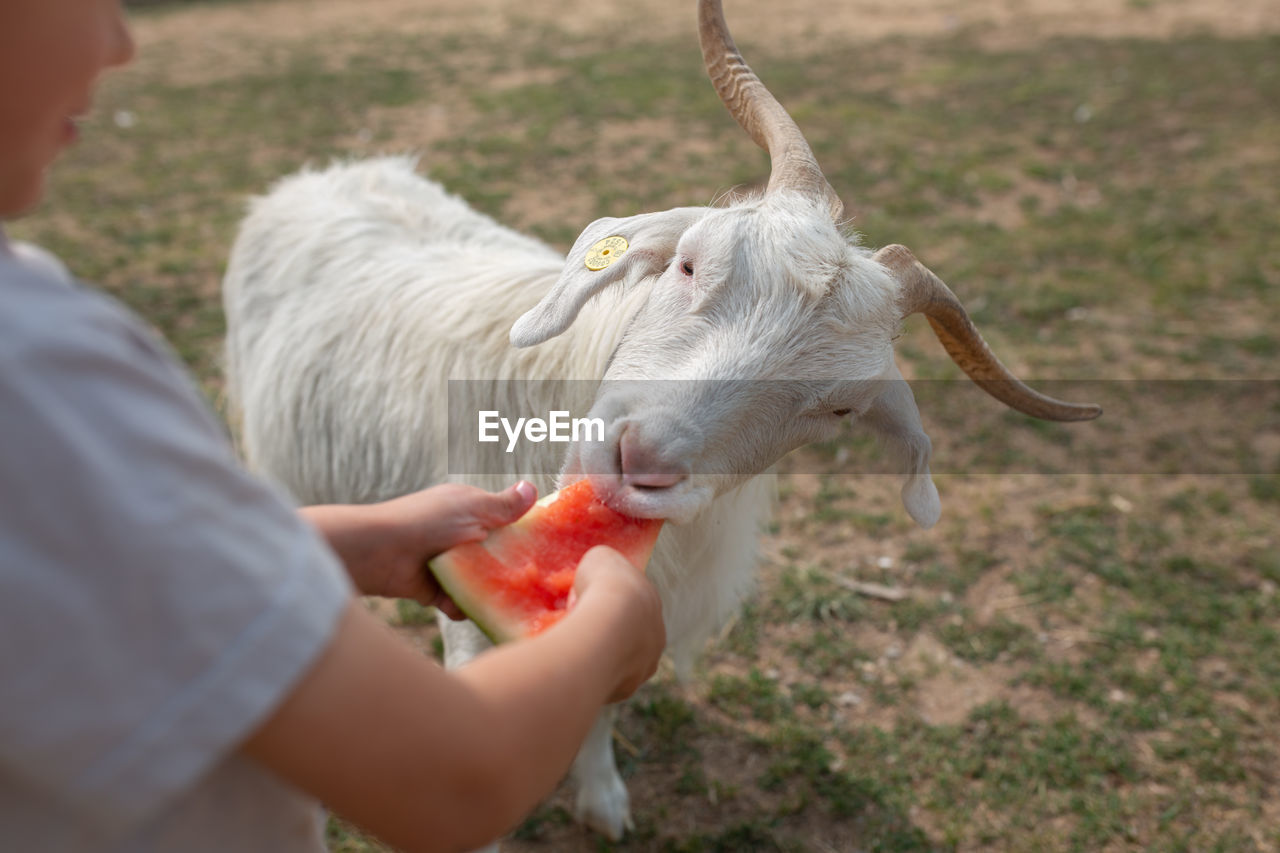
[428,480,663,643]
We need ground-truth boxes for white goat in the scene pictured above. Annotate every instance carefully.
[222,0,1099,842]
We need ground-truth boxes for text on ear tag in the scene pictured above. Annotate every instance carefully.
[584,235,629,271]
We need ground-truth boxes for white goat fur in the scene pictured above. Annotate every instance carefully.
[223,154,939,839]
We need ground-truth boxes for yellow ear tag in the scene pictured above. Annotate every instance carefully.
[585,235,629,271]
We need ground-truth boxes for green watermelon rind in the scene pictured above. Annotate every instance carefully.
[430,550,516,645]
[429,488,565,645]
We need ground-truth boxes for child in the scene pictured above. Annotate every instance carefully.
[0,2,666,851]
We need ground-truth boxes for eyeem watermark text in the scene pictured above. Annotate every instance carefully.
[478,410,605,453]
[449,379,1280,475]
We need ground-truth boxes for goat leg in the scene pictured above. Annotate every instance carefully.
[570,706,633,840]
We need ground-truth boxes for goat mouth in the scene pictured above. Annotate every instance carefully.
[622,470,688,491]
[628,480,673,492]
[597,478,712,525]
[572,431,704,521]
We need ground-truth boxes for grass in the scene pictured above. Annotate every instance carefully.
[13,1,1279,850]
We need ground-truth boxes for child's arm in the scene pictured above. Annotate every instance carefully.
[238,545,665,853]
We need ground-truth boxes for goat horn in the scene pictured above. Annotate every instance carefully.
[698,0,844,221]
[875,245,1102,422]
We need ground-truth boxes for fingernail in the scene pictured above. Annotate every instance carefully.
[514,480,537,504]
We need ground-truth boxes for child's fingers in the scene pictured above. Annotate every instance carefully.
[474,480,537,527]
[430,589,466,621]
[571,545,632,592]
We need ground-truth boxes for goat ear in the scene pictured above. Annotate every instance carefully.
[510,208,707,347]
[859,367,941,529]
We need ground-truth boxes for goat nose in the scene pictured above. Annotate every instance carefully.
[619,425,688,489]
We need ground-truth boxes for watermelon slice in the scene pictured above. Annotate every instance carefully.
[428,480,663,642]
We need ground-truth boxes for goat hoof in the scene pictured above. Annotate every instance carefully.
[574,775,633,840]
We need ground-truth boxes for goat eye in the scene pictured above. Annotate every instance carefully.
[832,408,852,417]
[680,260,694,276]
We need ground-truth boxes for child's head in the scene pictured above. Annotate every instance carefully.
[0,0,135,220]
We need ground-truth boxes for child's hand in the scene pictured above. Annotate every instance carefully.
[303,482,538,614]
[371,481,539,610]
[570,546,666,702]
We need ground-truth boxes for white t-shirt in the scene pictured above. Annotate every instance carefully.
[0,237,353,851]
